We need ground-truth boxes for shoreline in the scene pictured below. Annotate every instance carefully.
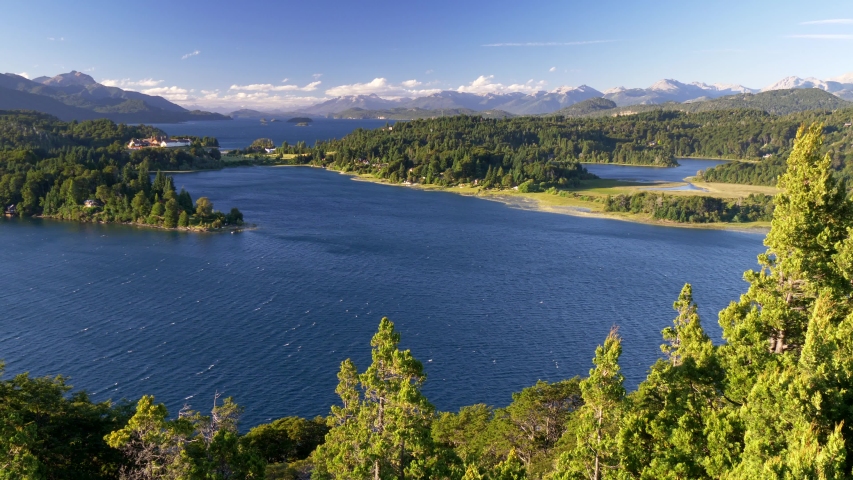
[341,170,770,233]
[27,215,252,234]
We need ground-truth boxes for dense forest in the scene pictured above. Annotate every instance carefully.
[0,110,243,230]
[3,125,852,479]
[268,107,853,191]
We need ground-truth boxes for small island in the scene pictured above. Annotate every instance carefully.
[287,117,313,126]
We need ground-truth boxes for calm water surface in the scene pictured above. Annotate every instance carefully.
[152,119,393,150]
[0,166,764,426]
[584,158,728,183]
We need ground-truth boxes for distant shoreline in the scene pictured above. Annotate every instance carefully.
[336,169,770,233]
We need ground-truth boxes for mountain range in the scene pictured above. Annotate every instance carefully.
[0,71,229,123]
[3,70,853,124]
[229,73,853,119]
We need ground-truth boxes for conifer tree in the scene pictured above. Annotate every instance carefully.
[552,328,624,480]
[618,284,727,479]
[313,318,440,480]
[718,124,853,399]
[715,124,853,477]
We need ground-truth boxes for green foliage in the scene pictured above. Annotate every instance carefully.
[313,318,447,480]
[553,328,624,480]
[105,395,265,480]
[0,111,241,230]
[0,365,132,479]
[245,416,328,464]
[604,192,774,223]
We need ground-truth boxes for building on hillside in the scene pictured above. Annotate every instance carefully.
[160,139,191,148]
[83,199,100,208]
[128,139,151,149]
[265,148,276,153]
[845,122,852,127]
[4,204,17,216]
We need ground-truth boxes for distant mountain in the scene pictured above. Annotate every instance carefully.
[551,97,618,117]
[0,71,230,123]
[494,85,603,114]
[330,107,515,120]
[298,94,408,115]
[603,79,757,107]
[761,75,853,101]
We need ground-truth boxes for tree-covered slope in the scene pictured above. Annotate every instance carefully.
[581,88,851,118]
[0,111,241,229]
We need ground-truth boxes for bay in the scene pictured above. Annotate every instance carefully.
[0,165,764,427]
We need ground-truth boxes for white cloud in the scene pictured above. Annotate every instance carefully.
[312,73,323,79]
[141,86,194,101]
[425,69,434,74]
[281,78,289,83]
[229,81,321,92]
[800,19,853,25]
[17,72,29,79]
[549,67,557,72]
[788,34,853,40]
[181,50,201,60]
[456,75,547,94]
[193,90,328,111]
[47,37,66,42]
[482,40,615,47]
[324,77,440,98]
[101,78,165,89]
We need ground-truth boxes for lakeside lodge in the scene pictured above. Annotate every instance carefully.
[127,137,192,149]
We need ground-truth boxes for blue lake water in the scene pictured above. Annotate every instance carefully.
[584,159,728,184]
[152,118,394,150]
[0,165,764,427]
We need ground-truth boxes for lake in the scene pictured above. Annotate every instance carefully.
[0,164,764,427]
[152,118,394,150]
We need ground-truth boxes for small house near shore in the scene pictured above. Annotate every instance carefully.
[5,204,17,216]
[83,199,100,208]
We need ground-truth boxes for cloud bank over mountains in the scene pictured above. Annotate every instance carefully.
[87,71,853,114]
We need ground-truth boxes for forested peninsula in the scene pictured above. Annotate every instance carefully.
[0,111,244,230]
[2,125,852,478]
[242,106,851,227]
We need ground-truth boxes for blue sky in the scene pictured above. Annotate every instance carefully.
[2,0,852,110]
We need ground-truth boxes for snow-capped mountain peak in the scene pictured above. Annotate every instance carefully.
[649,79,687,92]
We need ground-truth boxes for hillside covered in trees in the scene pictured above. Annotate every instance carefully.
[0,111,243,230]
[2,125,853,479]
[271,106,853,191]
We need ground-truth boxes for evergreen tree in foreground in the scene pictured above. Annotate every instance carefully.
[313,318,447,480]
[552,328,624,480]
[713,124,853,477]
